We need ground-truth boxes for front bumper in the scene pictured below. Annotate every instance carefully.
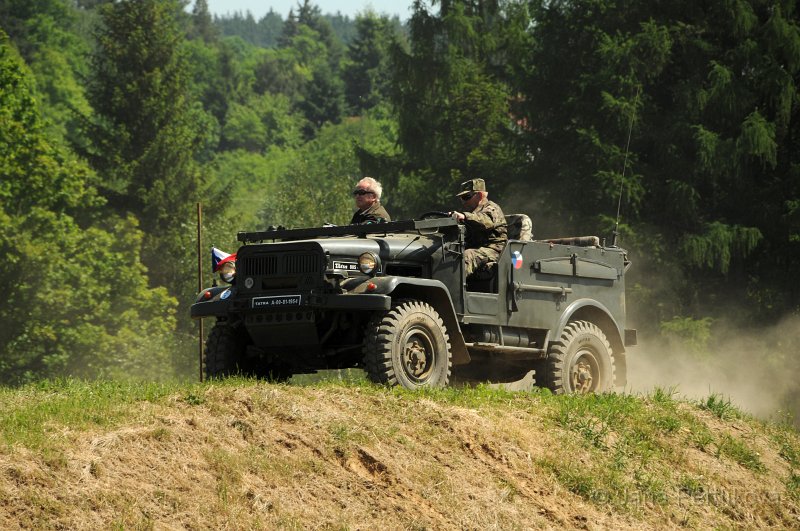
[190,291,391,319]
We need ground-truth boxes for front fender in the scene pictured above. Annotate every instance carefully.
[344,276,470,366]
[190,286,233,319]
[344,276,447,295]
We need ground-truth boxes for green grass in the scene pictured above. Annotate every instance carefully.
[291,368,370,386]
[772,423,800,467]
[535,391,683,510]
[679,474,706,497]
[1,375,797,523]
[329,422,370,456]
[699,393,743,420]
[555,409,610,449]
[391,382,543,408]
[687,422,715,451]
[788,471,800,500]
[715,434,765,472]
[0,378,183,451]
[531,388,783,511]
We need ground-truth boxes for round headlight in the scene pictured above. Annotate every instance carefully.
[219,261,236,283]
[358,252,380,275]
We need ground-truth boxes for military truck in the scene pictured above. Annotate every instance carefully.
[191,214,637,393]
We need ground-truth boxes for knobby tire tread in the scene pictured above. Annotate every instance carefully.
[545,320,615,394]
[363,299,452,388]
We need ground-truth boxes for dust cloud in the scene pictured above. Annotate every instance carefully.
[497,187,800,424]
[625,315,800,424]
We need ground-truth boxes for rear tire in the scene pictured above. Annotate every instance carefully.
[543,320,615,394]
[363,300,452,389]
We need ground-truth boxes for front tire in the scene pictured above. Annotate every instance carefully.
[205,321,248,379]
[544,320,615,394]
[363,300,452,389]
[205,321,290,381]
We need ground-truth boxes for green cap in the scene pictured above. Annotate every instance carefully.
[456,178,486,197]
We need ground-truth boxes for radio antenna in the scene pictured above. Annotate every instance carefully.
[612,85,640,247]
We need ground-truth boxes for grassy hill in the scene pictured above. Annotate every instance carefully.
[1,378,799,529]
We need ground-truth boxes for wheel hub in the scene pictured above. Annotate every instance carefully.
[402,329,433,381]
[570,353,596,393]
[405,340,427,376]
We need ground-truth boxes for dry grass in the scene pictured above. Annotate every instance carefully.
[0,378,799,529]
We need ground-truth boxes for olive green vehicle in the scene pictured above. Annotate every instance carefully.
[191,213,637,393]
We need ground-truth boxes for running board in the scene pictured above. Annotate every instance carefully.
[465,342,547,360]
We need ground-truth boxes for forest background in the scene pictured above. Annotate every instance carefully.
[1,0,798,420]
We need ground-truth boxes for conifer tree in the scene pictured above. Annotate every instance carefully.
[277,4,346,136]
[343,12,402,114]
[189,0,217,43]
[278,9,299,47]
[257,9,284,48]
[522,0,800,318]
[83,0,207,291]
[389,0,529,213]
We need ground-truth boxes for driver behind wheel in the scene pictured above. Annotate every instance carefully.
[449,178,508,277]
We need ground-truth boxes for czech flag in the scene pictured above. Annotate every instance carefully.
[512,250,524,270]
[211,247,236,272]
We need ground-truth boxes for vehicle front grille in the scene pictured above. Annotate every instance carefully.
[285,253,319,274]
[240,255,278,276]
[240,252,323,278]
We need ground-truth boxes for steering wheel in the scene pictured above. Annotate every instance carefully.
[418,211,452,220]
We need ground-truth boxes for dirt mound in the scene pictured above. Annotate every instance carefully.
[1,381,798,529]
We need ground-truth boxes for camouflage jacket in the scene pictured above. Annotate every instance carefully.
[350,202,391,225]
[463,198,507,253]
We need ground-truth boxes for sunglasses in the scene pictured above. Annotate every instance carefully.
[353,189,374,196]
[459,192,475,201]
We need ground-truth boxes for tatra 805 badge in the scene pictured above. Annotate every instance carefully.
[332,261,359,271]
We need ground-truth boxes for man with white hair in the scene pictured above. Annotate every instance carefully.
[350,176,391,224]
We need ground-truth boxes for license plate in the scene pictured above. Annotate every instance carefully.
[252,295,302,308]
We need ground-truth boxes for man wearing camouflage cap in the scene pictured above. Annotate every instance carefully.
[449,178,508,277]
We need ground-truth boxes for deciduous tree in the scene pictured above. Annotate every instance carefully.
[0,33,177,384]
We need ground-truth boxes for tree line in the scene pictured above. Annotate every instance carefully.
[1,0,798,395]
